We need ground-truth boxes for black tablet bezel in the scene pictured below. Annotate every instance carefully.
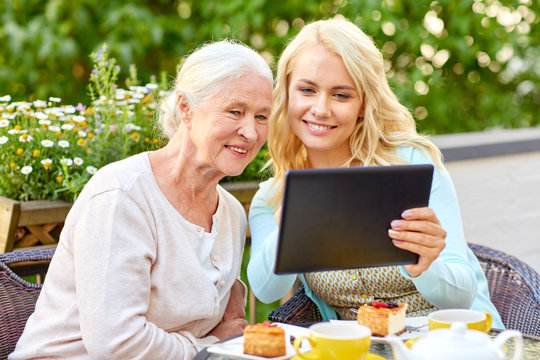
[274,164,434,274]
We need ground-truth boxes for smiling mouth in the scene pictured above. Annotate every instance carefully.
[304,120,336,131]
[226,145,248,154]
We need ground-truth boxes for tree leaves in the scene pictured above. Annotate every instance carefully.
[0,0,538,135]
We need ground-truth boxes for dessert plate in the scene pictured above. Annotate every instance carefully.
[329,316,429,343]
[207,323,311,360]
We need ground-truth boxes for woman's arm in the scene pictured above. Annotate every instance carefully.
[396,147,478,308]
[247,180,297,303]
[73,190,211,359]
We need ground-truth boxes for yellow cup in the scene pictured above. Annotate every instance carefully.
[428,309,492,333]
[293,322,371,360]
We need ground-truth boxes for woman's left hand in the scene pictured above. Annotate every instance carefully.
[222,279,247,321]
[388,207,447,278]
[207,280,248,339]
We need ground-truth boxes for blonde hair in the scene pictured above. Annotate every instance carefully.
[158,39,273,139]
[267,18,443,206]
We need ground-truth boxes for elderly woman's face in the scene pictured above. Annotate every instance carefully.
[187,72,272,177]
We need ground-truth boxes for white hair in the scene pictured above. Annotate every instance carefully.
[158,40,273,139]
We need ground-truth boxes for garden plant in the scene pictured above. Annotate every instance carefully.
[0,45,165,202]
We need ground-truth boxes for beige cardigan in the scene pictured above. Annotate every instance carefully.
[10,153,247,359]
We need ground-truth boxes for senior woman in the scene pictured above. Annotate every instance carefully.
[10,40,272,360]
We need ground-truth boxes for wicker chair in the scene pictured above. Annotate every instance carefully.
[468,243,540,336]
[0,248,56,359]
[268,244,540,336]
[268,285,322,324]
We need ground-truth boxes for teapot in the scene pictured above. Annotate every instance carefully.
[386,322,523,360]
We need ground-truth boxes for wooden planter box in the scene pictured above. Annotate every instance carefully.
[0,181,260,254]
[0,196,72,253]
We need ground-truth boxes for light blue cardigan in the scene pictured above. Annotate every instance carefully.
[247,146,504,329]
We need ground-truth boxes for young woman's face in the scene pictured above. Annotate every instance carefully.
[188,72,271,177]
[287,44,363,167]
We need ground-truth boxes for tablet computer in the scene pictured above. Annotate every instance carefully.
[274,164,434,274]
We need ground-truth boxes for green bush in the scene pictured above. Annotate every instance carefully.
[0,45,164,201]
[1,0,538,136]
[1,0,539,185]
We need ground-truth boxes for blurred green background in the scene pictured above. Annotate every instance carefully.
[2,0,539,322]
[1,0,538,135]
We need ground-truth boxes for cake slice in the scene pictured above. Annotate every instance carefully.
[356,300,408,337]
[243,321,286,358]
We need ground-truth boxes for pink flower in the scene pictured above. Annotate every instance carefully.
[76,103,86,113]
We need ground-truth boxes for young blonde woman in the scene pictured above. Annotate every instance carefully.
[247,18,504,328]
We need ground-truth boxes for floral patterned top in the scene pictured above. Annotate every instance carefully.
[305,266,437,319]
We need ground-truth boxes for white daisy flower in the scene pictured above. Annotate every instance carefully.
[0,119,9,127]
[115,91,127,100]
[33,100,47,108]
[58,140,70,148]
[86,166,97,174]
[49,97,61,103]
[41,158,53,166]
[132,86,148,93]
[45,107,60,115]
[146,83,158,90]
[19,134,33,142]
[48,125,61,132]
[38,119,51,125]
[35,112,48,120]
[0,135,8,144]
[78,130,87,138]
[21,166,33,174]
[74,157,84,166]
[41,139,54,147]
[63,105,76,114]
[60,158,73,166]
[61,124,75,131]
[8,129,20,135]
[124,123,141,133]
[72,115,86,123]
[0,95,11,102]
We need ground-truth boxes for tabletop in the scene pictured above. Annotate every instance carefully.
[194,328,540,360]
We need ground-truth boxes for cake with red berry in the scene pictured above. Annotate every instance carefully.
[356,300,408,337]
[243,321,286,358]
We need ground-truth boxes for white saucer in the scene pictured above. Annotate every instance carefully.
[329,316,429,343]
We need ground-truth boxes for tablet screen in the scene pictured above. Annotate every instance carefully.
[274,164,433,274]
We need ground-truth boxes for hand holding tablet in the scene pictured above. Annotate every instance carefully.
[274,164,434,274]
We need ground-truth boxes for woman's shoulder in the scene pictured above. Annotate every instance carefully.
[80,152,151,198]
[258,177,276,191]
[396,145,436,165]
[217,185,250,219]
[254,177,279,199]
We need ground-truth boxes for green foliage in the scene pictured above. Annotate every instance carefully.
[0,0,539,183]
[0,46,164,201]
[240,245,281,323]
